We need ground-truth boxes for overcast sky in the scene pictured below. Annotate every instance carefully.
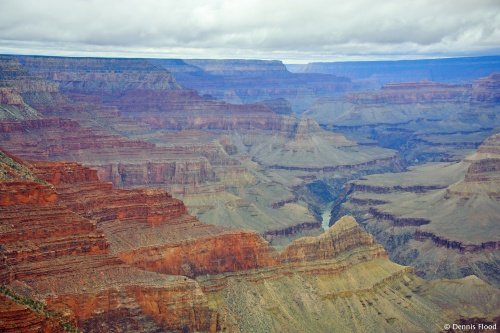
[0,0,499,63]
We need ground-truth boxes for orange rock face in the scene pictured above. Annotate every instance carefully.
[0,152,218,332]
[0,294,67,333]
[0,150,403,332]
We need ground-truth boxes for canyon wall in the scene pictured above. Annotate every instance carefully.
[1,151,499,332]
[330,133,500,287]
[297,55,500,86]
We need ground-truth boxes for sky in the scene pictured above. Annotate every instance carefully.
[0,0,499,63]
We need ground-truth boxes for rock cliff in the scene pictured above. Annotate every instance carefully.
[0,293,67,333]
[151,58,323,112]
[0,58,46,120]
[0,118,224,193]
[304,74,500,166]
[1,152,499,331]
[330,134,500,287]
[0,152,218,332]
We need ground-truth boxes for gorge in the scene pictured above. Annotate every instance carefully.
[0,54,499,332]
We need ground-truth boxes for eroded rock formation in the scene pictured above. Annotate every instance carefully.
[330,133,500,287]
[1,151,499,331]
[0,151,217,332]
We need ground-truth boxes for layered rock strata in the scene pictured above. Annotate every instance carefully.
[0,293,67,333]
[247,116,398,171]
[0,118,223,193]
[2,153,499,332]
[330,134,500,287]
[0,151,218,332]
[196,216,500,332]
[304,74,500,165]
[0,56,402,242]
[151,58,324,112]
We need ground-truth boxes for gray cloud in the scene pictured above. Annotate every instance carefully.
[0,0,499,62]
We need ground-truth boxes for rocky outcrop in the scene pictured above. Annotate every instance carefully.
[151,58,321,112]
[255,98,293,115]
[472,72,500,102]
[279,216,384,263]
[346,81,470,104]
[330,134,500,287]
[303,74,499,164]
[2,151,499,331]
[14,55,301,132]
[248,116,399,172]
[195,215,499,332]
[17,56,182,98]
[25,156,277,279]
[0,58,44,120]
[0,152,219,332]
[0,118,227,193]
[0,293,67,333]
[448,133,500,198]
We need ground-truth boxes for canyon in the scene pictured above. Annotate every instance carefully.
[0,55,402,246]
[1,151,498,332]
[330,133,500,288]
[0,54,499,332]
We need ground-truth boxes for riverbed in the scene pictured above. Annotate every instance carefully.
[321,202,333,231]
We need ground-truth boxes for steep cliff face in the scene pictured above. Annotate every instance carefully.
[0,293,67,333]
[197,215,500,332]
[279,216,380,263]
[0,118,226,193]
[472,72,500,102]
[151,58,323,112]
[304,80,475,127]
[2,152,499,332]
[16,55,298,132]
[304,74,499,166]
[330,134,500,287]
[448,133,500,198]
[346,81,471,104]
[0,108,399,245]
[0,55,408,246]
[0,58,45,120]
[17,56,183,98]
[0,153,219,332]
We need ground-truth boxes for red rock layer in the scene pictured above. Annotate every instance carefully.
[0,153,217,332]
[0,118,222,191]
[0,151,406,332]
[0,294,66,333]
[26,159,276,278]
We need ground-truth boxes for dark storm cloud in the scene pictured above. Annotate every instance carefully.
[0,0,499,62]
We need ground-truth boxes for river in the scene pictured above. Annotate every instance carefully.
[321,202,333,231]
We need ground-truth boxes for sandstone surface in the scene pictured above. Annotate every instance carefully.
[330,133,500,287]
[1,152,499,331]
[0,152,218,332]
